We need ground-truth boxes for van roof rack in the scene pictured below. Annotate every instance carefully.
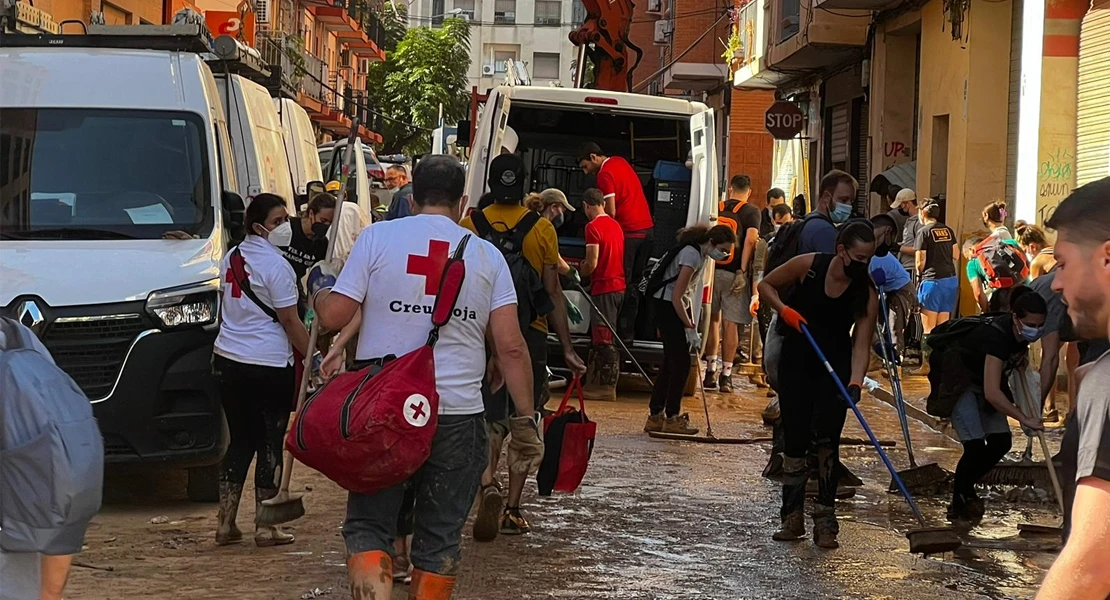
[0,23,214,53]
[204,35,290,96]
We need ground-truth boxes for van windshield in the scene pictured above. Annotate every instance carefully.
[0,109,212,240]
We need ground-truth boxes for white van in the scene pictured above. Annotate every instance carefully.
[0,25,244,500]
[214,72,296,213]
[464,86,719,363]
[274,97,323,207]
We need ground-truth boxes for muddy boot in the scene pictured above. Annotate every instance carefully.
[472,483,503,543]
[348,550,393,600]
[643,412,665,433]
[811,505,840,549]
[702,367,718,391]
[773,456,807,541]
[718,372,733,393]
[662,413,699,435]
[409,570,455,600]
[254,488,295,547]
[582,382,617,401]
[215,481,244,545]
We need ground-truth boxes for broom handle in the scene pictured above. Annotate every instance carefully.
[277,120,362,495]
[693,352,715,439]
[877,289,916,467]
[1016,368,1065,514]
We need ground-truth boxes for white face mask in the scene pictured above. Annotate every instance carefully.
[264,220,293,248]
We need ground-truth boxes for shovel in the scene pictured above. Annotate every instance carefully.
[257,119,361,527]
[799,322,962,554]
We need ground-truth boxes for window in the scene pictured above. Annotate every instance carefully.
[532,52,560,79]
[0,109,212,240]
[493,50,517,72]
[780,0,800,41]
[535,0,560,25]
[571,0,587,27]
[431,0,445,26]
[454,0,475,20]
[494,0,516,24]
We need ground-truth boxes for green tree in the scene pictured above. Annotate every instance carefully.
[367,4,471,155]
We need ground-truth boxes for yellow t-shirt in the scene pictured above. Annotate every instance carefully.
[460,203,559,332]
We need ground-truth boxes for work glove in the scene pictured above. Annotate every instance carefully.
[564,294,583,325]
[685,328,702,354]
[507,415,544,475]
[307,261,339,299]
[846,382,862,405]
[750,294,760,316]
[567,266,582,286]
[780,306,807,333]
[729,271,748,296]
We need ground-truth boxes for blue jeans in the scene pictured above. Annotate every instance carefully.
[342,413,488,575]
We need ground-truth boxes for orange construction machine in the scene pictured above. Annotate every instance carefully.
[568,0,643,92]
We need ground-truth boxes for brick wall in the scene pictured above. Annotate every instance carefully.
[628,0,660,90]
[672,0,732,66]
[728,89,776,197]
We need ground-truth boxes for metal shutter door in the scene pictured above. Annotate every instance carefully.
[830,103,849,165]
[856,101,869,212]
[1077,2,1110,186]
[1005,0,1022,206]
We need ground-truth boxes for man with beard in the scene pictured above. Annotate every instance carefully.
[1037,178,1110,600]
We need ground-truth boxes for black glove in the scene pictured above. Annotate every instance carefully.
[846,383,862,405]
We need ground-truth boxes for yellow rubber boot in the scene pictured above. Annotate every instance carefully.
[347,550,392,600]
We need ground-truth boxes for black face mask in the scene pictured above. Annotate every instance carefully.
[874,242,892,257]
[844,257,870,280]
[311,222,330,239]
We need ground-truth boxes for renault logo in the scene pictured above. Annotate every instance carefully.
[16,300,45,335]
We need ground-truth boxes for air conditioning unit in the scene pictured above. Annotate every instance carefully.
[482,64,496,75]
[653,20,671,45]
[646,0,662,13]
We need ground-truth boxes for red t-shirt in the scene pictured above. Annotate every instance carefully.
[585,214,626,295]
[596,157,654,233]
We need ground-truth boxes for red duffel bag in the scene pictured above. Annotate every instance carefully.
[285,236,470,495]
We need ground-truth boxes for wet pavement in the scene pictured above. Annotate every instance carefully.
[69,373,1060,599]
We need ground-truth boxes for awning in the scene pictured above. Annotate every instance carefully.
[871,161,916,191]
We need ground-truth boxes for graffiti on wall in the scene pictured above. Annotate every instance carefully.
[883,141,911,158]
[1038,148,1074,198]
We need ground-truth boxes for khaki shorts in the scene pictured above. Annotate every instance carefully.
[712,269,753,325]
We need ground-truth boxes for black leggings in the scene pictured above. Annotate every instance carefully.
[215,355,294,500]
[650,298,690,417]
[954,432,1013,500]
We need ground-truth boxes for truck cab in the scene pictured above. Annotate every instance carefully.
[463,86,719,366]
[0,25,241,500]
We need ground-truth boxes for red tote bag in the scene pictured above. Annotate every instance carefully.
[538,375,597,494]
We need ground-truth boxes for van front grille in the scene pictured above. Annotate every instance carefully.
[41,315,147,399]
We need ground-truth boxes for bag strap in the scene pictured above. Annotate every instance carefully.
[229,247,279,322]
[427,235,472,347]
[471,210,494,239]
[511,211,542,248]
[556,374,586,416]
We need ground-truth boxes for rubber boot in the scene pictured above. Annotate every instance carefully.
[811,504,840,549]
[772,456,807,541]
[254,487,295,547]
[409,569,456,600]
[912,337,931,376]
[215,481,243,545]
[583,345,619,401]
[348,550,393,600]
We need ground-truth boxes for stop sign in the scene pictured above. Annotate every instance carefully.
[765,101,806,140]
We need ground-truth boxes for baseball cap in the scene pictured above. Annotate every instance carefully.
[539,188,575,212]
[325,180,341,192]
[487,154,526,202]
[890,188,917,209]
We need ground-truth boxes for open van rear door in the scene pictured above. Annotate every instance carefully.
[464,88,512,207]
[688,107,718,329]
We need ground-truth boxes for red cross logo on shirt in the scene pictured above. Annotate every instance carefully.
[407,239,450,295]
[226,252,249,298]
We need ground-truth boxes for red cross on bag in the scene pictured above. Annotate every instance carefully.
[286,236,471,496]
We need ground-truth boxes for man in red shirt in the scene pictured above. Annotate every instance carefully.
[578,188,626,399]
[578,142,655,341]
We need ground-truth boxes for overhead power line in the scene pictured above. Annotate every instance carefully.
[632,11,729,93]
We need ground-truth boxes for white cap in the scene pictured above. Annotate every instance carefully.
[891,188,917,208]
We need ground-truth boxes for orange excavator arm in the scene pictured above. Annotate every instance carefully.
[568,0,644,93]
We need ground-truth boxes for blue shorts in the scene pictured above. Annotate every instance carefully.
[918,276,958,313]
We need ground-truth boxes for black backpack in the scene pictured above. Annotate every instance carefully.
[764,212,833,276]
[924,314,1002,417]
[471,210,554,332]
[639,243,699,296]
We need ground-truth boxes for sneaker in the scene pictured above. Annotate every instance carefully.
[473,484,503,542]
[761,398,781,422]
[718,373,733,393]
[643,413,665,433]
[499,507,531,535]
[702,370,718,390]
[392,554,413,584]
[662,413,699,435]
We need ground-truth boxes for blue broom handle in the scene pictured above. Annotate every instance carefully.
[877,289,915,465]
[798,323,926,525]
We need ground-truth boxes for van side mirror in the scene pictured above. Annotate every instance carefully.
[222,190,246,231]
[456,120,471,150]
[306,180,325,197]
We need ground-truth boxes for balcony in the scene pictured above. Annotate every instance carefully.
[815,0,906,11]
[731,0,785,89]
[310,0,386,61]
[764,0,869,72]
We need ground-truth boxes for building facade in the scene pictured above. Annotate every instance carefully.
[406,0,582,90]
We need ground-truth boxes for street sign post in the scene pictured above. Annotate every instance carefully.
[765,101,806,140]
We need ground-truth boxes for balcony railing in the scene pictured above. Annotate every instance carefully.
[737,0,759,69]
[328,0,385,50]
[301,48,327,102]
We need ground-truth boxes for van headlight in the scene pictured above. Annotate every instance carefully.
[146,279,220,329]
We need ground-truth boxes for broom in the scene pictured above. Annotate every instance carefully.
[978,368,1056,491]
[257,120,361,527]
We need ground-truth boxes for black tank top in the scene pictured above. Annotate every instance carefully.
[781,254,871,372]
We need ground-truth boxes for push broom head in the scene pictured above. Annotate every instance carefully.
[256,493,305,526]
[907,526,962,554]
[888,463,952,495]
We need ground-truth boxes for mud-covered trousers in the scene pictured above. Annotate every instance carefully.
[343,414,488,575]
[215,355,293,502]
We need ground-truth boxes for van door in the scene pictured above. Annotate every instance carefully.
[464,88,511,207]
[689,107,718,328]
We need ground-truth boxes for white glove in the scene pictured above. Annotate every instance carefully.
[685,328,702,354]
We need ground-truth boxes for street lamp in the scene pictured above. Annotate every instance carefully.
[429,7,464,24]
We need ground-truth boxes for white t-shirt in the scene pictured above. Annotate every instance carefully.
[214,235,299,368]
[332,214,516,415]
